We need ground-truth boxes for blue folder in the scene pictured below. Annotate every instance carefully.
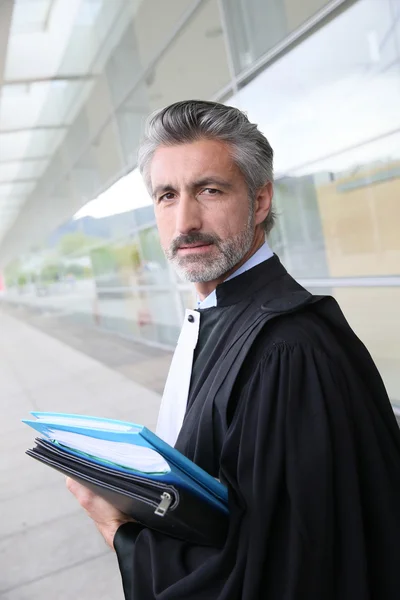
[23,412,228,513]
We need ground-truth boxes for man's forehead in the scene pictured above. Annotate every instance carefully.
[150,141,238,185]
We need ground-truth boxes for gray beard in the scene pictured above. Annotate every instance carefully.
[166,211,255,283]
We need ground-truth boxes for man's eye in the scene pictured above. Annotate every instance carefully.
[201,188,221,196]
[159,192,175,201]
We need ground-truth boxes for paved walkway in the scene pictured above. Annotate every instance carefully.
[0,309,164,599]
[1,301,173,396]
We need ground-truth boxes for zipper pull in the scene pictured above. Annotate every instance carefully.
[154,492,172,517]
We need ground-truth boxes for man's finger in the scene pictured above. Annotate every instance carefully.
[66,476,91,503]
[65,476,78,494]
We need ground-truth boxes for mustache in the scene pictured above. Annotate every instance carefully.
[170,233,221,255]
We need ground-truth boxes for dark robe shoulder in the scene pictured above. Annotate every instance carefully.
[114,256,400,600]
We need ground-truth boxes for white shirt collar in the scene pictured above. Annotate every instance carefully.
[197,241,274,309]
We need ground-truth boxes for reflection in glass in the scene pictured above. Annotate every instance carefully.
[114,81,150,169]
[180,288,197,311]
[230,0,400,277]
[138,289,182,347]
[270,175,329,278]
[225,0,400,404]
[138,226,169,285]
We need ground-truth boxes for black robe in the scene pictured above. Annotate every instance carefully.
[114,256,400,599]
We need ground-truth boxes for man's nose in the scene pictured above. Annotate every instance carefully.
[176,195,202,235]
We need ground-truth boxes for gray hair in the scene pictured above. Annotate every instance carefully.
[138,100,275,234]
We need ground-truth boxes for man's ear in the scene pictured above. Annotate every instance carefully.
[254,182,273,226]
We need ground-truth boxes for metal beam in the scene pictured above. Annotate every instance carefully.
[0,157,50,165]
[0,178,38,185]
[0,0,14,88]
[3,74,95,86]
[0,125,67,134]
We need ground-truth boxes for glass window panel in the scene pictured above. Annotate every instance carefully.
[36,80,90,127]
[0,81,83,132]
[226,0,400,403]
[138,225,169,285]
[57,0,127,76]
[5,1,91,81]
[0,82,48,131]
[91,118,125,188]
[97,290,142,339]
[85,74,114,137]
[114,81,149,168]
[180,288,197,311]
[284,0,332,30]
[230,0,400,175]
[222,0,331,74]
[105,24,144,110]
[137,289,182,346]
[89,236,142,290]
[311,149,400,277]
[90,248,181,346]
[62,109,91,169]
[269,175,329,278]
[10,0,53,34]
[229,0,400,277]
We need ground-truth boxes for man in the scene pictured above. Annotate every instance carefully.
[67,100,400,599]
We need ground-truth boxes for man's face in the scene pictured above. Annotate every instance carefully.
[149,139,255,282]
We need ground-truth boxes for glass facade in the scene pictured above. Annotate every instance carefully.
[227,0,400,405]
[222,0,331,74]
[2,0,400,407]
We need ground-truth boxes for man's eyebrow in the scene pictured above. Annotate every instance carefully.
[152,177,233,199]
[152,184,175,199]
[192,177,233,189]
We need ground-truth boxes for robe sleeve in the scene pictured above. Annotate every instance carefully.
[114,341,374,599]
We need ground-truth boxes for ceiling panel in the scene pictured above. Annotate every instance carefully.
[0,129,65,162]
[9,0,54,35]
[0,131,32,161]
[17,159,49,179]
[0,159,49,181]
[0,0,165,262]
[0,181,36,196]
[0,163,21,181]
[0,79,90,133]
[5,0,82,81]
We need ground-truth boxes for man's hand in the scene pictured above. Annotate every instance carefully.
[66,477,134,549]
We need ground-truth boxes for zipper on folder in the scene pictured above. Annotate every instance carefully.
[154,492,173,517]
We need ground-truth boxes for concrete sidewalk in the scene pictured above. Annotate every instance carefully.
[0,309,163,599]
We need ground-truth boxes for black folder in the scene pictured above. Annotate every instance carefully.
[27,438,228,547]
